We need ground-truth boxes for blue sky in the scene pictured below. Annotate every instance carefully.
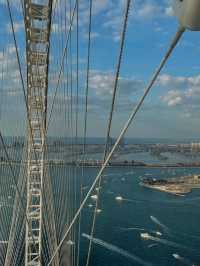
[1,0,200,139]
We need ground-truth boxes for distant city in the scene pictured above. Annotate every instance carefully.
[2,137,200,168]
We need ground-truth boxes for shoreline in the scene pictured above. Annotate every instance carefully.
[1,160,200,168]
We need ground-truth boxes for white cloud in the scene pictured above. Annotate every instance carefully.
[165,6,174,17]
[162,90,182,106]
[0,51,4,60]
[92,0,110,15]
[134,1,174,21]
[82,31,100,40]
[137,2,161,20]
[159,74,200,89]
[89,71,143,99]
[102,1,176,42]
[0,45,26,98]
[52,23,60,33]
[160,74,200,111]
[7,45,16,54]
[7,21,24,33]
[49,70,144,114]
[0,0,21,8]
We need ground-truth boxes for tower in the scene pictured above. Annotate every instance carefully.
[24,1,52,265]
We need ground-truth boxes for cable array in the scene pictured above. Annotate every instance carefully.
[48,23,185,266]
[86,1,132,265]
[0,1,188,265]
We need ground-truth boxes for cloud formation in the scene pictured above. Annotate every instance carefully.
[89,70,143,97]
[48,70,144,116]
[159,74,200,114]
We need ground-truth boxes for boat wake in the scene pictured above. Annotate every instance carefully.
[172,253,196,266]
[150,215,200,241]
[119,226,145,232]
[141,233,194,253]
[150,216,170,233]
[82,233,153,266]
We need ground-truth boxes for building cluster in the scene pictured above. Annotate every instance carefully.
[191,143,200,152]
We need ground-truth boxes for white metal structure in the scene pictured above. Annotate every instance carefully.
[24,1,52,265]
[173,0,200,30]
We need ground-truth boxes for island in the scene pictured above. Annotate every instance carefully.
[140,175,200,196]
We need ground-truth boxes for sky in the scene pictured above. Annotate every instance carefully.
[1,0,200,140]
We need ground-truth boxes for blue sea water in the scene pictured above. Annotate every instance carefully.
[79,167,200,266]
[1,142,200,265]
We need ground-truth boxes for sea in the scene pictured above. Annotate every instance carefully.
[1,138,200,265]
[79,166,200,266]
